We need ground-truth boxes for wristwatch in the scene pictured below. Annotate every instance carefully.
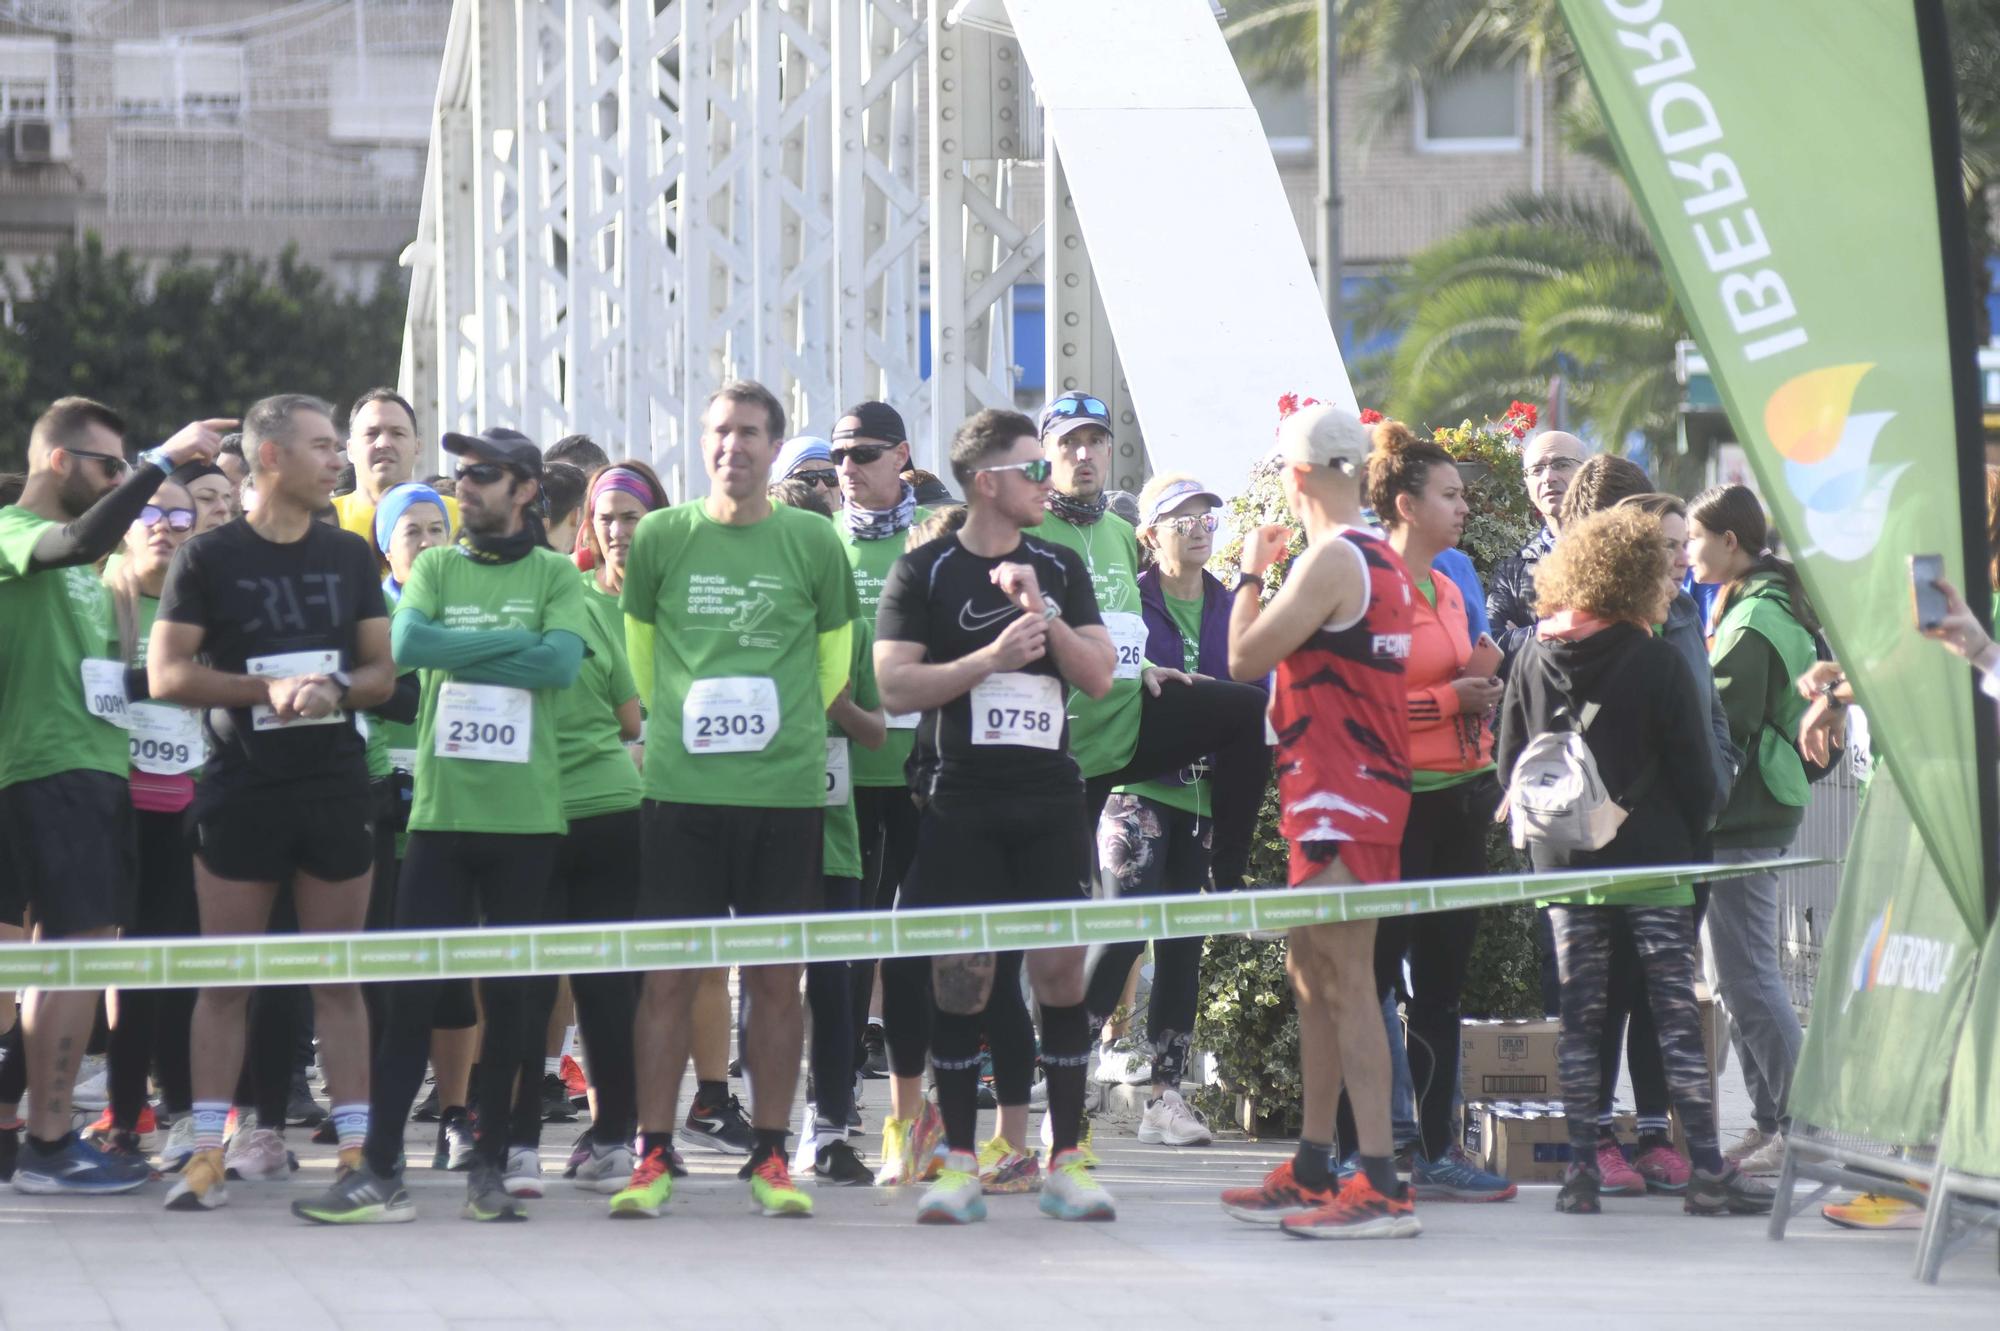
[1041,600,1062,623]
[1818,675,1846,708]
[329,670,354,705]
[139,445,174,473]
[1233,570,1263,596]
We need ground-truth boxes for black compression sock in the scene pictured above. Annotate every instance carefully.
[931,1010,986,1155]
[751,1128,786,1161]
[1293,1139,1334,1190]
[640,1131,676,1161]
[1038,1002,1091,1156]
[694,1080,727,1109]
[1359,1153,1400,1198]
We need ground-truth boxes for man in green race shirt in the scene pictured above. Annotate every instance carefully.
[830,400,929,1101]
[613,380,860,1221]
[296,427,588,1226]
[0,398,229,1195]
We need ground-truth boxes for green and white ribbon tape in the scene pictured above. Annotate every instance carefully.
[0,859,1813,992]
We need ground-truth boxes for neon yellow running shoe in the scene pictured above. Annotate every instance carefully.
[977,1135,1041,1195]
[877,1116,915,1186]
[1040,1107,1100,1169]
[608,1146,675,1219]
[1822,1192,1924,1230]
[748,1152,813,1217]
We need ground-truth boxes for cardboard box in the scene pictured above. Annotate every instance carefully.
[1458,1019,1561,1103]
[1465,1101,1692,1183]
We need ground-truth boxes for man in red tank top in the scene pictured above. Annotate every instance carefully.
[1216,403,1419,1240]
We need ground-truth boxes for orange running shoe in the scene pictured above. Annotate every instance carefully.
[86,1104,158,1149]
[559,1054,588,1103]
[1220,1160,1339,1225]
[1280,1172,1422,1240]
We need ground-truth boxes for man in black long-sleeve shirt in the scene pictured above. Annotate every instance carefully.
[1487,430,1588,670]
[0,397,229,1195]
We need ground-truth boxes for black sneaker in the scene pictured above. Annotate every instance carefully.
[0,1125,17,1183]
[679,1093,755,1154]
[1556,1163,1602,1215]
[1686,1164,1776,1216]
[311,1118,338,1146]
[860,1024,889,1079]
[433,1107,475,1171]
[814,1137,875,1187]
[541,1073,576,1123]
[412,1085,442,1123]
[847,1103,863,1136]
[463,1157,526,1222]
[287,1069,327,1127]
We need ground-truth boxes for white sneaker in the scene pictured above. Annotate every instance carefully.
[71,1055,109,1112]
[1136,1089,1213,1147]
[1735,1132,1787,1176]
[1092,1043,1151,1086]
[502,1145,544,1198]
[570,1141,633,1195]
[157,1115,199,1172]
[223,1126,290,1181]
[1723,1127,1773,1164]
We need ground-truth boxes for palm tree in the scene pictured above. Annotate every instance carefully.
[1352,193,1679,450]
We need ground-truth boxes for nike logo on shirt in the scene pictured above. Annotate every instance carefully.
[958,601,1021,633]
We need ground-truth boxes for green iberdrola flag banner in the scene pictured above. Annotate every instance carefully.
[1785,768,1978,1146]
[1559,0,1992,934]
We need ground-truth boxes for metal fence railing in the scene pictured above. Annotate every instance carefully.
[1780,761,1863,1019]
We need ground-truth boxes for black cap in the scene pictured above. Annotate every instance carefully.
[832,401,908,446]
[443,427,542,477]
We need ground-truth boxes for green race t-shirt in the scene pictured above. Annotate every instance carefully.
[622,501,861,809]
[846,510,927,789]
[0,507,128,789]
[1119,589,1209,817]
[399,545,590,836]
[559,573,643,821]
[823,620,880,880]
[1024,511,1145,778]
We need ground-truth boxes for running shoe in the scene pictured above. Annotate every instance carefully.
[978,1135,1041,1194]
[860,1023,889,1079]
[433,1107,475,1171]
[163,1148,228,1212]
[877,1115,917,1186]
[746,1152,813,1217]
[310,1119,337,1146]
[503,1144,544,1198]
[1040,1149,1116,1221]
[813,1138,875,1187]
[1735,1132,1787,1176]
[1632,1140,1691,1194]
[541,1073,575,1123]
[909,1099,946,1181]
[156,1115,197,1173]
[287,1069,326,1127]
[86,1104,159,1153]
[1039,1106,1099,1168]
[847,1101,863,1136]
[1822,1192,1925,1231]
[976,1079,998,1110]
[1280,1172,1420,1239]
[1685,1164,1776,1216]
[71,1055,109,1112]
[570,1140,635,1194]
[99,1129,146,1162]
[680,1092,755,1154]
[224,1126,290,1181]
[1136,1090,1213,1147]
[608,1146,676,1218]
[12,1132,152,1196]
[915,1151,986,1225]
[0,1125,17,1184]
[1593,1139,1644,1196]
[293,1162,415,1224]
[559,1054,589,1106]
[1723,1126,1775,1165]
[1411,1146,1518,1202]
[464,1156,526,1222]
[1556,1162,1602,1215]
[1093,1041,1151,1086]
[1220,1160,1337,1225]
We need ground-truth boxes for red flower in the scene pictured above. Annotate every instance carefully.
[1358,408,1384,425]
[1508,400,1539,429]
[1511,425,1527,439]
[1278,393,1300,418]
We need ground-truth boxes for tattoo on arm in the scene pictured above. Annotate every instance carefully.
[932,953,996,1014]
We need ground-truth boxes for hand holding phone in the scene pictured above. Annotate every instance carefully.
[1463,632,1503,681]
[1910,554,1947,632]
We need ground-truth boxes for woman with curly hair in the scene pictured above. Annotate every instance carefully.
[1496,506,1771,1219]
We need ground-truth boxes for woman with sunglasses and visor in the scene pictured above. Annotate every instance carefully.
[94,481,203,1162]
[1085,473,1254,1150]
[774,437,842,506]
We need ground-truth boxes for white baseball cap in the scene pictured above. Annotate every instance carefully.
[1276,404,1368,470]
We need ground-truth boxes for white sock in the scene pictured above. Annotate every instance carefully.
[544,1056,561,1076]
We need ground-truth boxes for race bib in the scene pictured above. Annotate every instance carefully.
[248,650,346,731]
[885,711,920,730]
[387,747,418,774]
[81,658,131,728]
[825,736,852,806]
[1105,612,1149,681]
[970,672,1062,750]
[682,677,779,754]
[434,682,533,763]
[128,702,203,774]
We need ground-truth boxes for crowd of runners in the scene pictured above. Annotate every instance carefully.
[5,377,1944,1234]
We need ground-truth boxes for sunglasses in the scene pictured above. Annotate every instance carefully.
[66,448,130,478]
[456,462,518,486]
[1157,513,1219,536]
[830,443,891,467]
[795,469,839,488]
[974,458,1053,484]
[138,504,197,533]
[1045,395,1108,420]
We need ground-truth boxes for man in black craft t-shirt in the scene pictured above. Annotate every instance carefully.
[149,394,397,1212]
[873,408,1117,1227]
